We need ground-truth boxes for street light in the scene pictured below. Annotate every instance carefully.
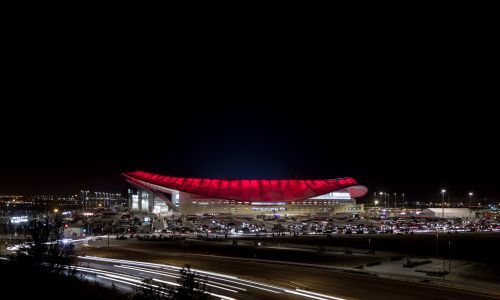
[379,192,384,208]
[441,189,446,218]
[468,192,473,219]
[85,190,89,212]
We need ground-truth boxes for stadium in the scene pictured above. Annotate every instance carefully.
[124,171,368,217]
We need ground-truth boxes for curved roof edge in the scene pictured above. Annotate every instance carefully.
[338,185,369,198]
[123,171,365,202]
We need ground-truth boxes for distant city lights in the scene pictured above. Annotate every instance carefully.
[10,216,28,223]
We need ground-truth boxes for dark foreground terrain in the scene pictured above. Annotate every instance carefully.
[0,260,125,300]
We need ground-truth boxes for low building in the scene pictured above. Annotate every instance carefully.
[63,226,82,238]
[419,208,472,218]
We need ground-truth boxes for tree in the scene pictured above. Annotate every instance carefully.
[175,265,212,300]
[133,265,213,300]
[134,278,174,300]
[15,216,76,274]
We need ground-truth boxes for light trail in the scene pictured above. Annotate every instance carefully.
[74,266,143,280]
[80,256,281,293]
[286,289,329,300]
[296,289,349,300]
[152,278,237,300]
[78,255,349,299]
[96,275,143,288]
[115,264,246,292]
[77,265,237,300]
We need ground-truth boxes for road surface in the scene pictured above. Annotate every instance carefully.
[76,252,499,300]
[77,255,343,300]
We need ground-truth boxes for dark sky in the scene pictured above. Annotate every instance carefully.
[1,92,497,203]
[1,25,498,203]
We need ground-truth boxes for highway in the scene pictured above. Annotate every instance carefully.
[77,243,500,300]
[6,237,499,299]
[77,256,346,300]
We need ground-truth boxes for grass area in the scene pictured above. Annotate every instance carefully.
[403,259,432,268]
[236,232,500,265]
[415,269,449,277]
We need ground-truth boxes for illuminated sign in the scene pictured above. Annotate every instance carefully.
[309,192,351,200]
[251,207,286,211]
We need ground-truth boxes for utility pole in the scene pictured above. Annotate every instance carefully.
[442,251,446,277]
[448,240,451,273]
[436,231,439,261]
[441,189,446,218]
[468,192,473,219]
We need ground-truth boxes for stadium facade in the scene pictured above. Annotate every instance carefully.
[124,171,368,217]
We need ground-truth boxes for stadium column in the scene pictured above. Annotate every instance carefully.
[138,189,142,211]
[148,191,154,213]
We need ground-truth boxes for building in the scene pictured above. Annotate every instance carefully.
[123,171,368,217]
[79,191,124,209]
[419,208,472,219]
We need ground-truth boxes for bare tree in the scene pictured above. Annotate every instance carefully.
[16,216,75,274]
[175,265,212,300]
[133,278,174,300]
[133,265,213,300]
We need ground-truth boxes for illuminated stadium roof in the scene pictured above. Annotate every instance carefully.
[124,171,367,202]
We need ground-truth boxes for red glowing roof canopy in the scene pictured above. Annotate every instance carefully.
[124,171,363,202]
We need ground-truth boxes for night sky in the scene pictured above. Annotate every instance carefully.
[1,39,498,203]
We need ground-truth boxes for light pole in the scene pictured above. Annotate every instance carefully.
[86,190,89,211]
[379,192,384,208]
[448,240,451,273]
[394,192,397,209]
[80,190,84,210]
[402,193,405,209]
[441,189,446,218]
[468,192,473,219]
[436,229,439,261]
